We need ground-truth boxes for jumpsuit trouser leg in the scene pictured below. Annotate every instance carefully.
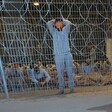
[65,53,74,89]
[55,53,74,90]
[55,54,65,90]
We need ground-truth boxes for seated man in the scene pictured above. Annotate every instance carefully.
[27,64,51,87]
[27,64,38,83]
[34,65,51,87]
[73,60,81,75]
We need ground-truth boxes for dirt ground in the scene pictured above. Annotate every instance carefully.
[5,85,112,99]
[0,91,112,112]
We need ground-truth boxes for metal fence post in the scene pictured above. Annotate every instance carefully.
[0,58,9,99]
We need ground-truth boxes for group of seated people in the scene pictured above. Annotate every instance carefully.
[73,58,112,75]
[0,58,112,92]
[73,58,112,86]
[3,61,52,91]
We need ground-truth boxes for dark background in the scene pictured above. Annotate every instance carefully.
[0,0,111,64]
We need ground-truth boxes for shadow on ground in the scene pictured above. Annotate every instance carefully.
[88,104,112,112]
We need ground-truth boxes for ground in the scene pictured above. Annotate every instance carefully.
[0,91,112,112]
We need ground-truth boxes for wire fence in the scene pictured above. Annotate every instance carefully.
[0,57,112,99]
[0,0,112,99]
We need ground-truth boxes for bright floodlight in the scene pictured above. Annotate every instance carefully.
[34,2,39,6]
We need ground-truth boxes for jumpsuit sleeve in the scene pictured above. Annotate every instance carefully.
[27,68,36,80]
[63,19,71,33]
[63,19,77,28]
[46,20,54,34]
[63,19,72,25]
[40,68,51,83]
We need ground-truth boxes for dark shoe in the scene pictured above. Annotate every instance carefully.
[69,89,74,93]
[57,90,64,95]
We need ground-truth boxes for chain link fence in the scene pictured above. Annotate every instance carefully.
[0,0,112,99]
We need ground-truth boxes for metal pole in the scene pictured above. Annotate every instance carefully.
[0,58,9,99]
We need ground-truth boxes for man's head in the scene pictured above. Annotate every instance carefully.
[54,18,64,31]
[34,65,40,74]
[87,42,94,49]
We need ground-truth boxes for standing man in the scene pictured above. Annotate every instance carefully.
[47,18,75,94]
[88,43,96,66]
[86,42,96,73]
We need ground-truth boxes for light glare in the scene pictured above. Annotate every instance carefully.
[34,2,39,6]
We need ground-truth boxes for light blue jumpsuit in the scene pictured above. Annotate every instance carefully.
[47,19,74,90]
